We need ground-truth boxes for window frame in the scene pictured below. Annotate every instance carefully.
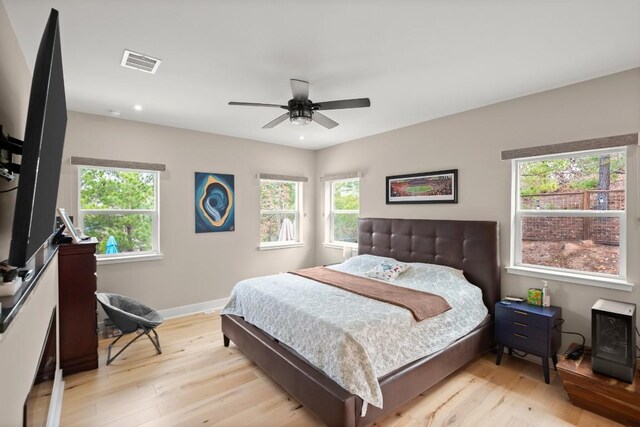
[324,177,360,248]
[77,166,162,263]
[258,178,303,249]
[507,147,631,290]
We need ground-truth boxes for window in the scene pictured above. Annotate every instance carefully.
[78,167,160,260]
[326,178,360,246]
[509,148,627,286]
[259,179,302,247]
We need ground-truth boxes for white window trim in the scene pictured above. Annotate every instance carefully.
[78,166,162,262]
[324,177,359,247]
[258,179,303,248]
[507,147,631,290]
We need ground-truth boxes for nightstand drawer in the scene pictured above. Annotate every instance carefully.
[499,332,548,356]
[496,319,548,342]
[496,305,549,329]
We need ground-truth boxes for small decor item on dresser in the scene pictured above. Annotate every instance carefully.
[527,288,542,306]
[542,281,551,307]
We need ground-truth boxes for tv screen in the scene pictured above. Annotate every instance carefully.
[8,9,67,267]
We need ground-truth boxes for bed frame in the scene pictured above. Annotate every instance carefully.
[222,218,500,426]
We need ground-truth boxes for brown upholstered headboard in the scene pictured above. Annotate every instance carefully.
[358,218,500,316]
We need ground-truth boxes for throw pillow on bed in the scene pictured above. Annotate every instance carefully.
[365,262,410,281]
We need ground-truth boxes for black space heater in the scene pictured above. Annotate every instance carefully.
[591,299,637,383]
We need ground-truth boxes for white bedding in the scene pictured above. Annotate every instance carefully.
[221,254,488,408]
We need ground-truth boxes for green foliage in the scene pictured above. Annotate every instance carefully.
[260,181,296,211]
[80,168,156,255]
[333,180,359,210]
[519,152,625,196]
[333,213,358,243]
[260,180,298,242]
[80,169,155,209]
[332,180,359,242]
[570,177,598,190]
[84,214,152,254]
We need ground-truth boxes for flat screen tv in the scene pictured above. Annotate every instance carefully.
[8,9,67,268]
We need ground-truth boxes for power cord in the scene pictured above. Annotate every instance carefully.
[511,349,528,358]
[0,187,17,193]
[554,319,586,358]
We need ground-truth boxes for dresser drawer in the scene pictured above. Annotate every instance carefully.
[496,319,548,342]
[496,305,549,329]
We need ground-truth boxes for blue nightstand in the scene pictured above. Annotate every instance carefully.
[495,301,562,384]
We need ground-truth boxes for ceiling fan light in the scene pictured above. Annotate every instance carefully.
[291,116,311,126]
[290,108,312,126]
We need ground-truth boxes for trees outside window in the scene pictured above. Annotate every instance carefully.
[259,179,302,246]
[327,178,359,245]
[513,149,625,279]
[79,167,159,256]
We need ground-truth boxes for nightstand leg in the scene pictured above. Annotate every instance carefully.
[496,344,504,365]
[542,357,550,384]
[552,354,558,371]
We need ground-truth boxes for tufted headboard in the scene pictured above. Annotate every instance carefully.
[358,218,500,316]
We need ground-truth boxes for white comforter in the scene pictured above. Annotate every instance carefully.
[221,254,488,408]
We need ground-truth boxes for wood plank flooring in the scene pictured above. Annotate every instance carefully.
[61,312,621,426]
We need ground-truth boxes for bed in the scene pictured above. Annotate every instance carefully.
[221,217,500,426]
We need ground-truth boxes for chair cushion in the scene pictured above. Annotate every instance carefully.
[97,292,164,333]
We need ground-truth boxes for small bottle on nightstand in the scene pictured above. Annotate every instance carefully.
[542,281,551,307]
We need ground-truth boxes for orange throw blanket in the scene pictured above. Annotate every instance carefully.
[289,267,451,321]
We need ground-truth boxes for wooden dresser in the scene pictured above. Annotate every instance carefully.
[557,343,640,426]
[58,239,98,376]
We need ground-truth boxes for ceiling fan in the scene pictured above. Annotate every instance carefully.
[228,79,371,129]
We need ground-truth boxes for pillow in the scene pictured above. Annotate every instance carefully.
[365,261,410,281]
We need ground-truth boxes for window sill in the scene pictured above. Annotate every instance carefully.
[506,265,633,292]
[323,242,358,250]
[258,242,304,251]
[97,253,164,265]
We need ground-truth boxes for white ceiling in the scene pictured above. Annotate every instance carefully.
[3,0,640,150]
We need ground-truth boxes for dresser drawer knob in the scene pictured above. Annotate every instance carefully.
[514,322,527,327]
[514,310,528,316]
[513,333,528,339]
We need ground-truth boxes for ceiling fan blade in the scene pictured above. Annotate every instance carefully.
[313,112,339,129]
[313,98,371,110]
[290,79,309,101]
[262,113,290,129]
[229,102,287,108]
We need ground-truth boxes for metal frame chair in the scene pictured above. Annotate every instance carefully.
[96,293,164,365]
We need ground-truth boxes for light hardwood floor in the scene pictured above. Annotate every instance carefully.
[60,312,620,426]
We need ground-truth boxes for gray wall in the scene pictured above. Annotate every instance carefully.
[315,68,640,345]
[57,112,317,310]
[0,1,31,260]
[0,6,60,425]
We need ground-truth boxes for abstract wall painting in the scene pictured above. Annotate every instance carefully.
[195,172,235,233]
[386,169,458,204]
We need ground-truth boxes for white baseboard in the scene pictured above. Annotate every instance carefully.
[157,297,230,320]
[46,368,64,427]
[98,297,230,333]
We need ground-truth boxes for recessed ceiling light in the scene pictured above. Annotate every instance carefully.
[299,135,305,140]
[134,105,143,111]
[108,109,121,116]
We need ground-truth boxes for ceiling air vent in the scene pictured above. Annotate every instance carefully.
[121,49,161,74]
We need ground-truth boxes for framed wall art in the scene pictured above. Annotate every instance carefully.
[195,172,235,233]
[386,169,458,204]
